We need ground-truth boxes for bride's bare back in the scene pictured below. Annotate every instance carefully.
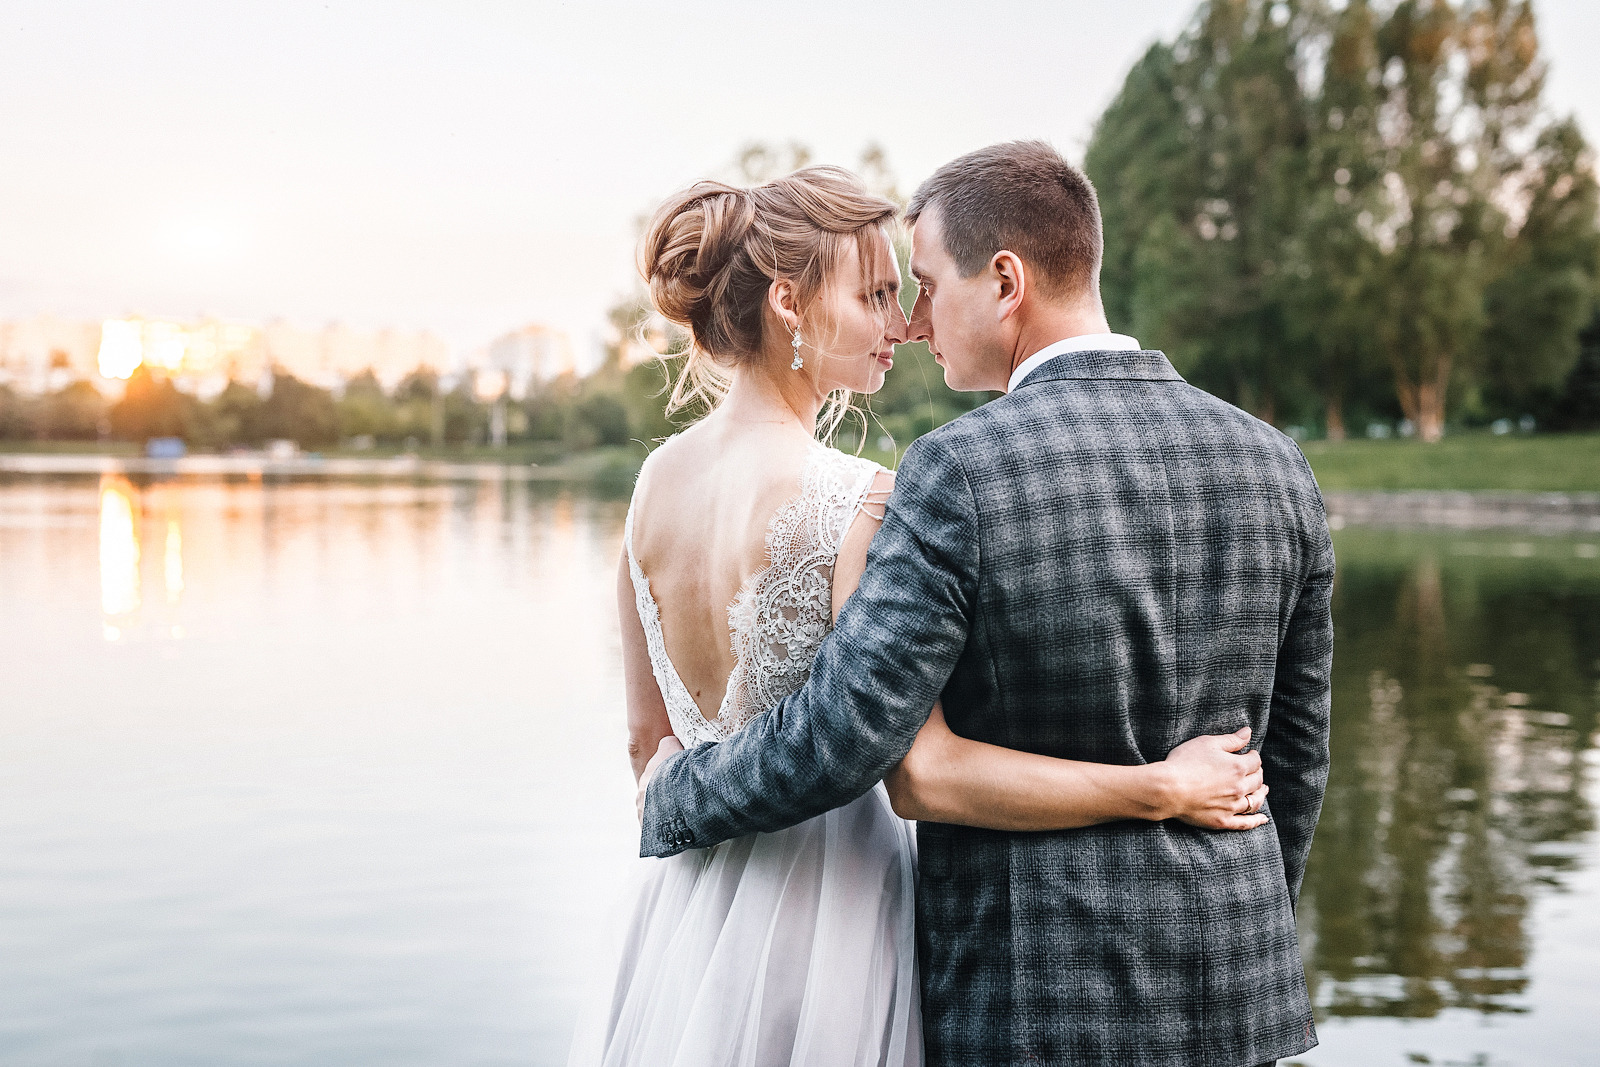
[630,420,812,720]
[626,415,888,738]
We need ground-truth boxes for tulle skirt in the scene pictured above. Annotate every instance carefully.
[568,782,922,1067]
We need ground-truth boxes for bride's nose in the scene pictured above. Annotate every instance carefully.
[883,303,912,345]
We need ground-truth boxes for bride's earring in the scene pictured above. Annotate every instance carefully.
[790,330,804,371]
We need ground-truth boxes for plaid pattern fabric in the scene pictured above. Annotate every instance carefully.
[640,348,1333,1067]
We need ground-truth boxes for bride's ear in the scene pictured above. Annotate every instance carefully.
[767,278,801,335]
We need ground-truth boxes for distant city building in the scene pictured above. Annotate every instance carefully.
[0,314,453,396]
[0,314,104,393]
[97,316,268,398]
[258,320,450,393]
[484,323,576,399]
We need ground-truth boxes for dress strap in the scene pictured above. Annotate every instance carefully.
[852,466,892,524]
[623,497,641,575]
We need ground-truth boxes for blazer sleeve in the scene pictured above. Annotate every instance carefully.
[638,434,981,858]
[1261,481,1335,905]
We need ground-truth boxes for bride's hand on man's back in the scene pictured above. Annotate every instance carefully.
[1157,728,1269,831]
[637,735,685,823]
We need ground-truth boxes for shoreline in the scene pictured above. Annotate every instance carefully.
[5,453,1600,534]
[1323,491,1600,535]
[0,450,632,484]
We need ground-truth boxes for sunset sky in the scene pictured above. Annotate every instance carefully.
[3,0,1598,369]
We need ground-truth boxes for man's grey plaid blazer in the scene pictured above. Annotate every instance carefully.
[640,347,1334,1067]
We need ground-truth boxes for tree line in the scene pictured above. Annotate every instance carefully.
[0,327,981,464]
[0,362,664,456]
[1087,0,1600,441]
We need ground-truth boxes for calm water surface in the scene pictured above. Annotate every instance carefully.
[1,475,1596,1066]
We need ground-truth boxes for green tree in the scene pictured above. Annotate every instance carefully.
[0,385,29,440]
[520,387,572,442]
[391,367,444,446]
[442,375,489,445]
[574,392,631,448]
[34,380,108,440]
[1279,0,1389,439]
[202,380,266,446]
[1478,117,1600,417]
[1089,1,1322,425]
[258,369,339,448]
[1088,42,1193,342]
[1547,311,1600,429]
[1332,0,1596,439]
[619,359,685,445]
[1359,0,1488,440]
[336,369,401,443]
[1088,0,1599,441]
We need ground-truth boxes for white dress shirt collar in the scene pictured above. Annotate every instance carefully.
[1005,333,1142,393]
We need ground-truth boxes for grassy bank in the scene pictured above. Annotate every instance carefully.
[1302,433,1600,493]
[6,433,1600,493]
[387,432,1600,494]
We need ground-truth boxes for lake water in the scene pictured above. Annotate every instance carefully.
[1,474,1596,1067]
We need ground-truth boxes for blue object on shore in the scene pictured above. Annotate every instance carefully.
[145,437,187,459]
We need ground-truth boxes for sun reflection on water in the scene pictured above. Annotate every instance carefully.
[98,476,188,640]
[99,475,140,637]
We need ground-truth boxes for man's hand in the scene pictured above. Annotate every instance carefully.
[1158,727,1269,830]
[636,734,684,823]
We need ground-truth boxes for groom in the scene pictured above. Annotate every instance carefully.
[638,141,1333,1067]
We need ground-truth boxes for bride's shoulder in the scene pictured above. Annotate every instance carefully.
[631,429,709,495]
[632,430,684,483]
[810,444,892,491]
[632,424,811,507]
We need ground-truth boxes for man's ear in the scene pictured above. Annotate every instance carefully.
[991,250,1026,322]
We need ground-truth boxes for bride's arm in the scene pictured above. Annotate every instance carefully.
[884,706,1267,831]
[833,471,1268,833]
[619,550,675,782]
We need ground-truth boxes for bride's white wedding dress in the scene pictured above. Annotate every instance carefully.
[568,443,922,1067]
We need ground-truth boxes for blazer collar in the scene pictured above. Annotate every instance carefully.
[1012,347,1185,387]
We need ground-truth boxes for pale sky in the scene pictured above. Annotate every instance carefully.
[3,0,1597,369]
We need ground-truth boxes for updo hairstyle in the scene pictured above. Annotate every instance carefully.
[639,165,898,420]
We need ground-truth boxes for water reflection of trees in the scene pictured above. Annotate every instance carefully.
[1302,534,1600,1019]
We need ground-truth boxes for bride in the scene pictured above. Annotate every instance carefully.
[568,166,1270,1067]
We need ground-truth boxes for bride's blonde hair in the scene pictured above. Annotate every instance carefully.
[639,165,898,436]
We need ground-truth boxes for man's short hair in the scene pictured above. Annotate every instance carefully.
[906,140,1102,300]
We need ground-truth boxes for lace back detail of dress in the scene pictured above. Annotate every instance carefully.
[625,445,882,748]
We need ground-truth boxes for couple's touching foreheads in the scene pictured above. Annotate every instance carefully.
[567,141,1334,1067]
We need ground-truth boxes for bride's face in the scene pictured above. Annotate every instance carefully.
[809,228,909,396]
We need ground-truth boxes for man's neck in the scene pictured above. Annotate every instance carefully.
[1004,304,1113,386]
